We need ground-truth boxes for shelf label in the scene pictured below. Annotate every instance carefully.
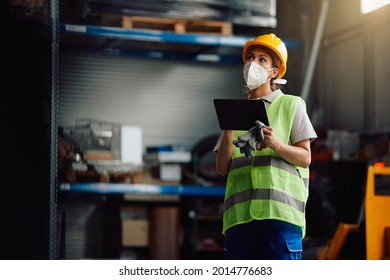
[65,24,87,33]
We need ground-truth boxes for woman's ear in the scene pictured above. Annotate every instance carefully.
[271,68,279,78]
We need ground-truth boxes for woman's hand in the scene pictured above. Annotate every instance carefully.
[262,126,311,168]
[262,126,278,150]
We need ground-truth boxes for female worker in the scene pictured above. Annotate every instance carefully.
[214,33,317,260]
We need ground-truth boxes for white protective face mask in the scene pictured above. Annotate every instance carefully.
[243,62,273,90]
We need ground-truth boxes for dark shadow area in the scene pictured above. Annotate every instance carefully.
[1,2,52,259]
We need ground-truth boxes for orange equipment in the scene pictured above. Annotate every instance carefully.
[365,165,390,259]
[318,164,390,260]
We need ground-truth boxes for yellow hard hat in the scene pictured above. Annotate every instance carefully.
[242,33,288,78]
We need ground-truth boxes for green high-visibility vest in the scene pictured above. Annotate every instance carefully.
[223,94,310,237]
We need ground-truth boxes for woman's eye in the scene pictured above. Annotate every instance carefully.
[246,54,254,61]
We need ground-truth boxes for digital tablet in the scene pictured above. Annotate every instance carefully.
[213,99,269,130]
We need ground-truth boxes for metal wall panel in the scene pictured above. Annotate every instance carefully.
[59,51,244,150]
[323,36,365,130]
[320,1,390,132]
[373,24,390,130]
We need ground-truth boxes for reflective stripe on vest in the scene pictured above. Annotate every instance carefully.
[224,188,305,213]
[230,155,309,188]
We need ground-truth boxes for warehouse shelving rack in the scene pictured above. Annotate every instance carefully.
[60,23,299,63]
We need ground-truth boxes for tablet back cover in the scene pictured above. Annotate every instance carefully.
[213,99,269,130]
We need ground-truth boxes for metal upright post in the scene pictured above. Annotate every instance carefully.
[49,0,60,260]
[300,0,329,102]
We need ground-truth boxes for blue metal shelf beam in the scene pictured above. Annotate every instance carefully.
[60,182,226,197]
[62,23,300,48]
[61,24,300,63]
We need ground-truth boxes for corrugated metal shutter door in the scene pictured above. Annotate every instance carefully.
[59,51,243,150]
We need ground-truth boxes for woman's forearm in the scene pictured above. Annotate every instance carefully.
[215,131,235,176]
[270,139,311,168]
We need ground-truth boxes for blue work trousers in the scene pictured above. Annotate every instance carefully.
[224,219,303,260]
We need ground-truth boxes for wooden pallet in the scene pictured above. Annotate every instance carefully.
[120,15,232,35]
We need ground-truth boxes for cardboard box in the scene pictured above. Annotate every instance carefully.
[121,219,149,247]
[121,206,149,247]
[160,164,182,181]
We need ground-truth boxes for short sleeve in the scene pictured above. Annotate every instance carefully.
[290,101,317,144]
